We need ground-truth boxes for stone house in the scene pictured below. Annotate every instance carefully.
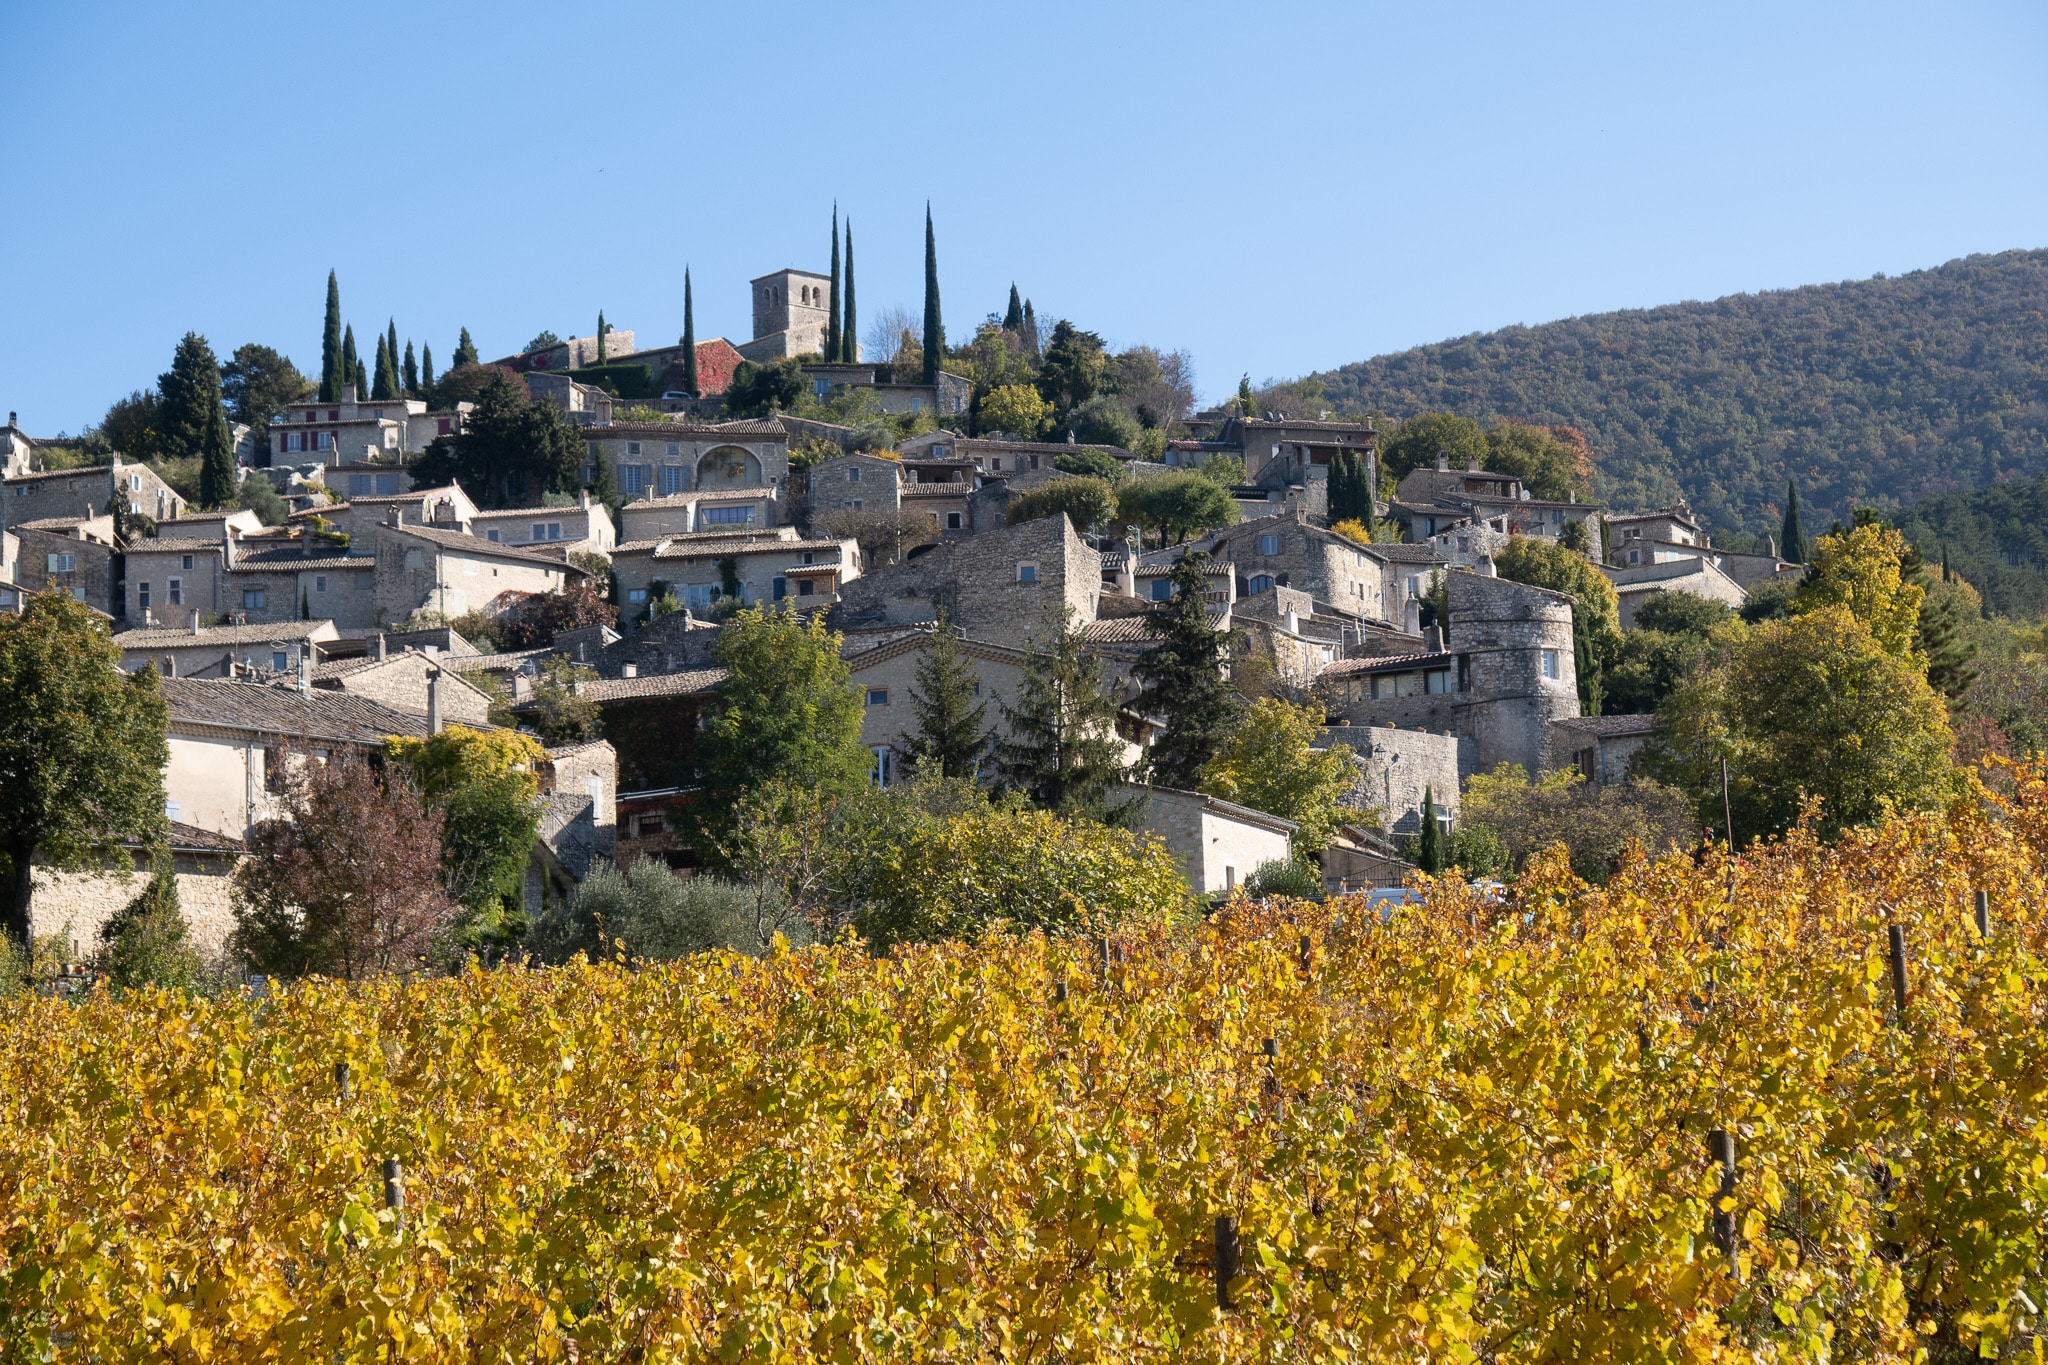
[606,338,746,400]
[468,495,615,558]
[529,739,619,914]
[372,519,583,625]
[1604,557,1748,629]
[809,452,912,513]
[897,433,1130,480]
[1391,455,1599,546]
[511,667,728,793]
[272,385,468,465]
[1110,785,1296,896]
[523,372,615,426]
[1320,722,1470,836]
[311,649,494,726]
[114,618,342,680]
[26,822,244,968]
[843,630,1031,787]
[1321,567,1582,776]
[12,515,121,615]
[157,676,435,839]
[1221,415,1380,492]
[582,419,789,505]
[325,462,414,499]
[1636,542,1802,590]
[611,530,860,617]
[2,459,185,534]
[799,362,972,422]
[832,512,1101,634]
[295,484,475,540]
[616,487,783,539]
[1180,511,1391,622]
[1552,714,1657,786]
[496,331,637,373]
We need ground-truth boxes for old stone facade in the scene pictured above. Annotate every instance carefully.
[736,268,832,361]
[27,824,243,966]
[114,619,342,680]
[1322,722,1470,835]
[1185,512,1390,622]
[13,516,120,615]
[1605,557,1748,629]
[611,530,859,617]
[1,460,184,535]
[583,420,789,507]
[312,650,493,726]
[1112,785,1296,896]
[833,513,1100,634]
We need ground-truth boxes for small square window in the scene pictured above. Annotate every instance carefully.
[488,529,501,542]
[946,512,962,530]
[243,589,267,609]
[315,575,327,592]
[169,578,183,604]
[1541,650,1560,680]
[1259,534,1281,556]
[867,688,889,706]
[848,468,861,484]
[797,580,814,596]
[1149,579,1172,601]
[628,588,647,603]
[1017,562,1037,583]
[627,441,642,456]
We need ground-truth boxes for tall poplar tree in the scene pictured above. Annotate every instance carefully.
[454,328,479,368]
[319,270,343,403]
[1021,300,1040,358]
[340,325,359,398]
[680,269,699,397]
[840,221,857,362]
[1781,476,1809,564]
[900,616,989,780]
[1004,284,1024,333]
[1134,552,1242,789]
[402,341,419,396]
[825,202,842,365]
[921,203,944,385]
[420,343,435,395]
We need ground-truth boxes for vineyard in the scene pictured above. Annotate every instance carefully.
[5,770,2048,1361]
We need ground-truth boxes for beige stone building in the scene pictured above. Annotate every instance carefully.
[1604,557,1748,629]
[2,458,185,534]
[114,618,342,680]
[583,419,790,510]
[611,530,860,617]
[833,512,1100,634]
[312,649,493,726]
[735,268,832,361]
[26,822,244,968]
[468,497,615,558]
[11,514,121,615]
[617,487,782,540]
[272,385,469,469]
[1391,455,1600,546]
[1111,786,1296,896]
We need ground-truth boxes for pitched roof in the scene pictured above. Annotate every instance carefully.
[1080,607,1227,644]
[159,677,433,745]
[128,538,223,555]
[654,536,845,560]
[1552,714,1658,737]
[1,463,118,484]
[390,522,587,572]
[547,668,728,703]
[167,820,245,854]
[229,546,368,572]
[1319,650,1455,676]
[115,620,338,649]
[586,419,788,438]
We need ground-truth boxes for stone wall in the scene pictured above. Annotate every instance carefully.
[29,855,240,965]
[323,655,492,726]
[1451,570,1581,775]
[15,526,119,617]
[1117,787,1294,896]
[1321,723,1469,835]
[832,513,1099,634]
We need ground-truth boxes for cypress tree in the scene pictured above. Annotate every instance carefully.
[386,320,400,390]
[1004,283,1023,333]
[371,332,395,401]
[354,356,370,402]
[402,341,418,396]
[1134,552,1243,789]
[340,324,359,399]
[199,392,237,510]
[825,202,842,365]
[1417,787,1443,874]
[319,270,343,403]
[97,855,199,990]
[157,331,225,459]
[840,221,857,362]
[680,269,698,397]
[1237,374,1256,419]
[1021,299,1039,358]
[1781,476,1809,564]
[921,203,944,385]
[597,310,608,365]
[453,328,478,368]
[420,343,435,395]
[900,615,990,780]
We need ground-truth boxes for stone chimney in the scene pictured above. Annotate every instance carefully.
[622,662,638,677]
[579,488,591,510]
[374,632,388,661]
[1283,605,1300,635]
[189,612,201,636]
[1404,597,1421,634]
[295,647,310,697]
[162,653,176,677]
[1423,624,1444,652]
[1435,448,1449,473]
[6,411,14,428]
[427,667,443,734]
[1465,453,1480,473]
[222,527,238,569]
[1476,554,1497,578]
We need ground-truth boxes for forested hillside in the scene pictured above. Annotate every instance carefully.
[1310,249,2048,537]
[1897,471,2048,619]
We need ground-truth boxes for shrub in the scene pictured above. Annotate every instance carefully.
[532,859,798,963]
[1244,858,1321,900]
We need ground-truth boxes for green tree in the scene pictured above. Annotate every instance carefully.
[1647,605,1958,843]
[724,358,804,418]
[1135,553,1242,789]
[587,444,622,519]
[994,607,1130,820]
[678,268,699,397]
[96,391,162,462]
[1004,283,1024,333]
[1416,787,1443,874]
[1068,395,1142,449]
[1327,448,1375,522]
[96,856,199,990]
[1021,299,1039,357]
[861,806,1190,950]
[385,726,545,949]
[825,202,842,365]
[0,591,170,949]
[840,221,856,363]
[1006,478,1117,536]
[453,328,479,368]
[980,383,1053,439]
[372,329,399,401]
[319,269,343,403]
[524,658,604,746]
[1606,591,1734,714]
[596,310,608,365]
[1053,447,1126,483]
[1454,763,1696,883]
[690,605,871,850]
[1237,374,1255,418]
[1917,571,1981,707]
[353,355,370,400]
[412,368,582,507]
[1483,421,1591,502]
[1116,470,1239,544]
[157,332,225,460]
[220,344,313,442]
[1200,697,1355,858]
[1793,522,1924,658]
[1036,321,1106,428]
[1781,476,1809,565]
[402,340,419,396]
[900,618,989,780]
[1379,412,1486,484]
[921,202,944,386]
[340,324,359,396]
[420,342,435,394]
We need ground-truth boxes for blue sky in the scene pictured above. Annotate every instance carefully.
[2,0,2043,434]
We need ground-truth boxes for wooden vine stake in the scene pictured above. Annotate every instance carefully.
[1215,1214,1241,1310]
[1708,1128,1737,1267]
[1888,924,1909,1023]
[1974,889,1990,940]
[333,1061,351,1102]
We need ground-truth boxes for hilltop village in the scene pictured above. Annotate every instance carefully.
[1,235,1809,968]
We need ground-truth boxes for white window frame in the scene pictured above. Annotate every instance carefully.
[1016,561,1038,583]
